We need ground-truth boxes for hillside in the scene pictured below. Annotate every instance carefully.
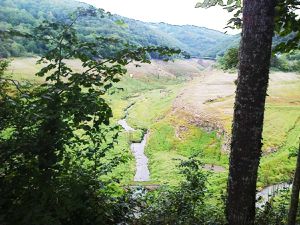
[0,0,238,58]
[148,23,239,57]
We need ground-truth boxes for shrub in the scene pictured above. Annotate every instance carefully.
[217,47,239,71]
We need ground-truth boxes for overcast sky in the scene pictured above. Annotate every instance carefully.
[79,0,237,34]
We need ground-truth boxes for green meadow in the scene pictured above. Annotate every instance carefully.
[5,57,300,191]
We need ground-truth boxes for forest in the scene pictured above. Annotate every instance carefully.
[0,0,300,225]
[0,0,238,58]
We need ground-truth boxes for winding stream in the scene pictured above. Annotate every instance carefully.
[119,115,291,202]
[118,119,150,182]
[118,104,291,197]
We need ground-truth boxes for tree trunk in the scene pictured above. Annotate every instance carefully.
[37,95,62,184]
[226,1,276,225]
[288,140,300,225]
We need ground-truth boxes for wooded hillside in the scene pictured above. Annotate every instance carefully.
[0,0,238,58]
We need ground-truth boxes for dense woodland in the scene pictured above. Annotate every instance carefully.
[0,0,239,58]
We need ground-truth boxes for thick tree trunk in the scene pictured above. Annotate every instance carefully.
[226,1,276,225]
[288,141,300,225]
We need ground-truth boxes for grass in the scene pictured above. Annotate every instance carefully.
[129,129,145,143]
[100,63,195,185]
[103,63,229,187]
[126,74,300,189]
[262,79,300,151]
[255,78,300,187]
[258,114,300,188]
[5,57,300,190]
[126,87,180,128]
[145,113,228,185]
[109,131,136,183]
[206,75,300,188]
[5,57,44,82]
[263,106,300,150]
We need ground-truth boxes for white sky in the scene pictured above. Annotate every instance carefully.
[79,0,238,34]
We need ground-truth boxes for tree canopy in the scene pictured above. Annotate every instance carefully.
[0,8,182,224]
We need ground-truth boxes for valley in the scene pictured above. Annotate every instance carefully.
[2,0,300,223]
[6,57,300,191]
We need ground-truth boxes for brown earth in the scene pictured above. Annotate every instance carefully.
[172,68,300,152]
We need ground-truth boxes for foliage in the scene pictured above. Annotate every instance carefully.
[218,46,300,72]
[149,23,239,58]
[0,8,181,225]
[195,0,300,53]
[196,0,242,30]
[217,46,239,70]
[0,0,237,58]
[121,157,296,225]
[255,189,290,225]
[144,113,227,185]
[271,51,300,72]
[273,0,300,53]
[0,59,10,75]
[134,156,226,225]
[196,1,300,224]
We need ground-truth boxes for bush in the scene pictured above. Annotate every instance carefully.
[271,53,300,73]
[0,9,180,225]
[255,189,290,225]
[217,47,239,71]
[135,156,226,225]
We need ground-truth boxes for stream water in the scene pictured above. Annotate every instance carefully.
[118,119,150,182]
[256,182,291,208]
[118,110,291,198]
[118,119,135,131]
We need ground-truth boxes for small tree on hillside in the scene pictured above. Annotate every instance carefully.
[217,46,239,71]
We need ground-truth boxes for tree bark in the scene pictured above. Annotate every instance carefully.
[226,1,276,225]
[288,140,300,225]
[37,95,62,184]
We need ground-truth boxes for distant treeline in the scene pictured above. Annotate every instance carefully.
[217,46,300,72]
[0,0,239,59]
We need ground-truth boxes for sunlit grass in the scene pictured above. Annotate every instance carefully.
[145,113,228,185]
[6,57,300,189]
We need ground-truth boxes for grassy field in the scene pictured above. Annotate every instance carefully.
[145,112,228,184]
[171,70,300,189]
[258,79,300,187]
[5,57,300,191]
[107,79,185,183]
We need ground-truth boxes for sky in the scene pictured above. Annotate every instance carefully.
[79,0,237,34]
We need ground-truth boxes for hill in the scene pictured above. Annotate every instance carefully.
[0,0,238,58]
